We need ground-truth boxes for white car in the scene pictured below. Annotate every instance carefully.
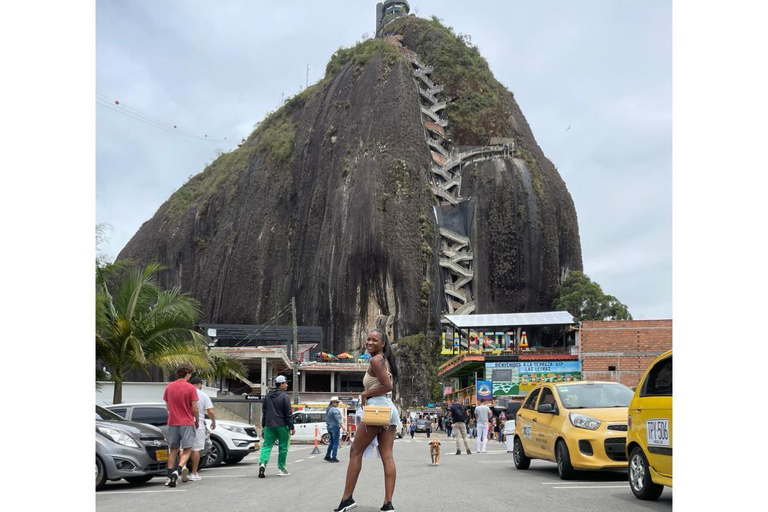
[205,418,260,467]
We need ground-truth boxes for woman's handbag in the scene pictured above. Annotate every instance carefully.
[362,405,391,426]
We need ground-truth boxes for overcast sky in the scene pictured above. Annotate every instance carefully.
[96,0,672,320]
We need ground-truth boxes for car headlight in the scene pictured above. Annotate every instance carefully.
[220,424,247,435]
[97,426,140,447]
[569,413,602,430]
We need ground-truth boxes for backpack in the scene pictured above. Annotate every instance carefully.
[452,404,467,423]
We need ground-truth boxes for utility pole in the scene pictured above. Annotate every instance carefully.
[292,297,299,404]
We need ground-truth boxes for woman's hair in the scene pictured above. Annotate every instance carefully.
[369,328,398,379]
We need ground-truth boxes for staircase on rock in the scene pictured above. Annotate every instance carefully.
[386,35,515,323]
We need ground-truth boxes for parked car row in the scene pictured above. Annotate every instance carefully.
[96,402,261,490]
[512,350,672,502]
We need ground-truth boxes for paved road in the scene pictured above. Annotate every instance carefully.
[96,433,672,511]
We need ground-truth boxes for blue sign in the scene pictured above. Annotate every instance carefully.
[427,403,434,407]
[476,380,493,401]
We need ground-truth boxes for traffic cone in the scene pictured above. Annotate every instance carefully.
[310,425,321,454]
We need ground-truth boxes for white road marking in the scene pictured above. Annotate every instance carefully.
[308,455,316,458]
[97,490,188,495]
[200,474,247,478]
[553,485,629,489]
[477,461,513,464]
[294,459,305,463]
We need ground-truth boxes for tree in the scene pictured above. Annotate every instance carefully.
[552,271,632,322]
[96,261,211,404]
[197,352,247,391]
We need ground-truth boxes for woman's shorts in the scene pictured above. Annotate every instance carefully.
[365,395,402,429]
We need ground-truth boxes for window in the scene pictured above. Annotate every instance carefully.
[107,407,127,418]
[539,388,557,411]
[293,413,306,424]
[523,388,541,410]
[132,407,168,426]
[642,356,672,397]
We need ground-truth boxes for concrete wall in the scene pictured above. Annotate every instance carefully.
[578,320,672,388]
[96,381,219,406]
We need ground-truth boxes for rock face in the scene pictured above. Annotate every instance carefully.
[117,18,583,353]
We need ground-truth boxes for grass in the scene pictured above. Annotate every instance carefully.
[324,37,404,82]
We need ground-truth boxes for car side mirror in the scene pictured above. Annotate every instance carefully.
[537,403,556,414]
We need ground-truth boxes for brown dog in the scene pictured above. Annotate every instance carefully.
[429,440,441,466]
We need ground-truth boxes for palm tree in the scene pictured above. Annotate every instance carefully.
[96,262,211,404]
[197,352,248,391]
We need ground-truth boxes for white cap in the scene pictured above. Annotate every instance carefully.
[275,375,287,383]
[330,396,340,402]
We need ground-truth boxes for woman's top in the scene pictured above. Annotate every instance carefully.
[362,354,393,393]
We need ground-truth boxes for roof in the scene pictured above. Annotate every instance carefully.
[200,324,323,348]
[443,311,575,330]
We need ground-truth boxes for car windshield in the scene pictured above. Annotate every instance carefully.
[555,383,634,409]
[96,405,126,421]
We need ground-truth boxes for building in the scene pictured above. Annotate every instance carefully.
[579,319,672,388]
[376,1,410,37]
[438,311,580,410]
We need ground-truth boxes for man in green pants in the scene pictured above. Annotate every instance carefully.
[259,375,295,477]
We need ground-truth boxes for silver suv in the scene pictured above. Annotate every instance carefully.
[105,402,212,468]
[96,406,168,490]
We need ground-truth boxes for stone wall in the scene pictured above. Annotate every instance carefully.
[579,320,672,388]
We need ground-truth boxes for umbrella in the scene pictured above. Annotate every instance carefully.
[360,352,371,359]
[337,352,354,358]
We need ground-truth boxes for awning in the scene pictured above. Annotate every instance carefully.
[443,311,575,330]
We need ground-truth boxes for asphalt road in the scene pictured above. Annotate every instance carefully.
[96,433,672,511]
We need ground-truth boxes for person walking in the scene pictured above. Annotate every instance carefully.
[325,397,344,463]
[186,376,215,481]
[334,329,400,512]
[162,363,199,488]
[474,399,491,453]
[447,400,471,455]
[409,419,416,439]
[258,375,294,478]
[468,417,476,438]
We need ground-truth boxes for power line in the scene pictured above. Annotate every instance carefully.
[229,302,295,348]
[96,95,239,143]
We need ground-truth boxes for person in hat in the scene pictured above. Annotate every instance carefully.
[258,375,294,478]
[325,396,344,462]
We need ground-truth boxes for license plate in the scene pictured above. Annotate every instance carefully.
[646,419,670,446]
[155,449,168,461]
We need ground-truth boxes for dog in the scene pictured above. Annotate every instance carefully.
[429,440,441,466]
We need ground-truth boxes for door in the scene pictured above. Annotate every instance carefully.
[635,356,673,477]
[292,413,309,440]
[535,386,560,461]
[518,388,542,457]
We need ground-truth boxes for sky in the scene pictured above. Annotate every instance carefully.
[95,0,672,320]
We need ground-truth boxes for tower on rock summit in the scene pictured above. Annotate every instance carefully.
[376,1,410,37]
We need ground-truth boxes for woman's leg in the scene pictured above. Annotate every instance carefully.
[340,423,381,500]
[377,427,397,505]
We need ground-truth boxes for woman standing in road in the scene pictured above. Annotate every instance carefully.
[334,329,400,512]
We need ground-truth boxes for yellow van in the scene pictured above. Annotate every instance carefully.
[626,350,672,500]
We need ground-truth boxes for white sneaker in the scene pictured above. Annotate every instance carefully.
[277,468,291,476]
[181,466,190,482]
[188,473,201,481]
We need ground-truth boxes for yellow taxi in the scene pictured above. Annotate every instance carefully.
[626,350,672,500]
[513,381,634,480]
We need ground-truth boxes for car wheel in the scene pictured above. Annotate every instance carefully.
[198,454,210,470]
[556,439,576,480]
[513,437,531,470]
[96,456,107,491]
[321,433,331,445]
[124,475,154,485]
[225,456,245,465]
[207,438,226,468]
[629,446,664,500]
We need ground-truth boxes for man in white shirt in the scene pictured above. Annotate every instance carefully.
[474,399,492,453]
[186,377,216,481]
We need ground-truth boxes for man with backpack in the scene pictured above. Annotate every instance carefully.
[446,400,472,455]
